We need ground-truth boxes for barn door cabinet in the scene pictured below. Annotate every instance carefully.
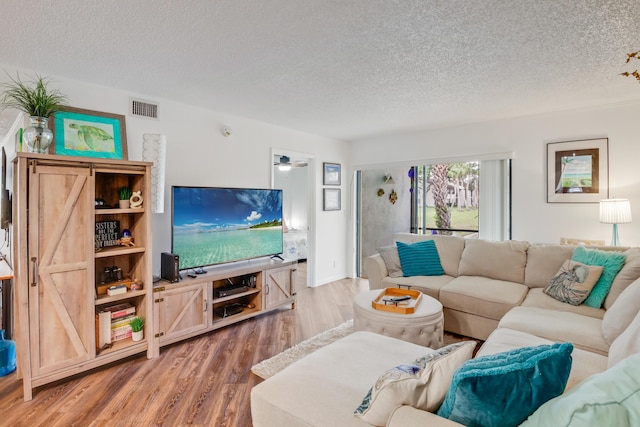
[12,153,154,401]
[153,282,208,346]
[264,264,297,310]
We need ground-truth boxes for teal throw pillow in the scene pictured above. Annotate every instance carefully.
[396,240,444,277]
[571,246,626,308]
[437,342,574,427]
[520,352,640,427]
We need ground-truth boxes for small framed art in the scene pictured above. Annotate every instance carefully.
[323,162,341,186]
[50,107,128,159]
[323,188,341,211]
[546,138,608,203]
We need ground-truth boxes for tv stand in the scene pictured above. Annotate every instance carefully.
[153,258,297,348]
[271,254,284,261]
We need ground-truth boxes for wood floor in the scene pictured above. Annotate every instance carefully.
[0,263,369,427]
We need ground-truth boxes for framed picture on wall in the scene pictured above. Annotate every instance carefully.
[50,107,128,160]
[323,188,341,211]
[323,162,341,185]
[546,138,608,203]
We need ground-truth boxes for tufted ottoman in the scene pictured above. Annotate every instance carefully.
[353,289,444,348]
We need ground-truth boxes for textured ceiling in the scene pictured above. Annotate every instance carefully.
[1,0,639,141]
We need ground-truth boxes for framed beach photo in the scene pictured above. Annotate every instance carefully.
[323,188,341,211]
[51,107,128,159]
[547,138,608,203]
[323,162,341,186]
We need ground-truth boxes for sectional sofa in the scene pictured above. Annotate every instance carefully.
[251,234,640,426]
[365,233,639,344]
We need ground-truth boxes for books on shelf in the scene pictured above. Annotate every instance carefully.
[96,303,139,348]
[107,284,127,296]
[101,302,136,319]
[95,311,111,351]
[112,326,133,342]
[111,315,135,329]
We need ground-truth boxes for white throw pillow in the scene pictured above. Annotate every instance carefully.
[354,341,476,426]
[378,245,403,278]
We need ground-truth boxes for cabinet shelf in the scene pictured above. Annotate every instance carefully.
[95,289,146,306]
[95,246,146,258]
[212,288,261,304]
[212,307,261,326]
[96,338,147,358]
[96,208,145,215]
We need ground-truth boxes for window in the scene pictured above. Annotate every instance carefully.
[410,159,511,240]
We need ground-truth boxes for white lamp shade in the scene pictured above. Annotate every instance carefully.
[600,199,632,224]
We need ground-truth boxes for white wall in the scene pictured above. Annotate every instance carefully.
[350,101,640,247]
[0,64,349,286]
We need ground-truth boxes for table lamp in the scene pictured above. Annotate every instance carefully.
[599,198,632,246]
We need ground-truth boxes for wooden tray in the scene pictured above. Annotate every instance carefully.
[371,288,422,314]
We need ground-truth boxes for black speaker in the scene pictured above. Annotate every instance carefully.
[161,252,180,283]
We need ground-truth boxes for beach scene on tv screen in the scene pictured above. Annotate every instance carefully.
[173,187,283,269]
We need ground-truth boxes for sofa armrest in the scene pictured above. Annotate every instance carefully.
[364,253,388,290]
[387,405,464,427]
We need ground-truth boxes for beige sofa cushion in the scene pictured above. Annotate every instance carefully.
[478,328,608,390]
[388,405,464,427]
[439,276,528,320]
[601,278,640,345]
[521,288,605,319]
[524,244,576,288]
[395,234,465,277]
[608,308,640,368]
[250,331,431,427]
[604,247,640,309]
[458,239,529,283]
[498,306,608,355]
[382,275,454,300]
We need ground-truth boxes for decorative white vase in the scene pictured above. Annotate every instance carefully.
[132,330,143,342]
[118,199,130,209]
[23,116,54,154]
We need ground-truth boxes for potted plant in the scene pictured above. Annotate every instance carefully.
[0,72,68,153]
[118,187,132,209]
[129,316,145,342]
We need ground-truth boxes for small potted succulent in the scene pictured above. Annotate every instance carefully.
[0,72,68,153]
[118,187,132,209]
[130,316,145,342]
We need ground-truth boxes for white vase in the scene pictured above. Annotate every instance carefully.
[119,199,130,209]
[132,330,143,342]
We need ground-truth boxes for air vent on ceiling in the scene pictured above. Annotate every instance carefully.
[130,98,159,120]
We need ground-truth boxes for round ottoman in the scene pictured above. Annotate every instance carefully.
[353,289,444,348]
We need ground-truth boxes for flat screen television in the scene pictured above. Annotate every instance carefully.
[171,186,283,270]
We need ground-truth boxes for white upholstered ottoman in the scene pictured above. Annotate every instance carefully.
[353,289,444,348]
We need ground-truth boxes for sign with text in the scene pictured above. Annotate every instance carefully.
[95,220,120,249]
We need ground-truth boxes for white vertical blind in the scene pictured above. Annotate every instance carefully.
[478,159,511,241]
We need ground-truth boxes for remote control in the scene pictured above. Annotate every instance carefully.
[389,296,411,302]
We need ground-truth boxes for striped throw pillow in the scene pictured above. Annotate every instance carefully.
[396,240,444,277]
